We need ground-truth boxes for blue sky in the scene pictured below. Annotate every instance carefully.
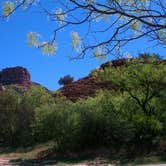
[0,4,166,90]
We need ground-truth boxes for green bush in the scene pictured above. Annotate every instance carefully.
[33,91,136,151]
[0,86,54,146]
[0,58,166,156]
[99,61,166,154]
[0,89,34,146]
[32,86,166,153]
[33,99,80,151]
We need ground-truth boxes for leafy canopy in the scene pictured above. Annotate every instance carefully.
[58,75,74,86]
[1,0,166,58]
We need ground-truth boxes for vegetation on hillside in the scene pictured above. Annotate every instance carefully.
[0,55,166,159]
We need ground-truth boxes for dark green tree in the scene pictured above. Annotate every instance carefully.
[99,60,166,152]
[58,75,74,86]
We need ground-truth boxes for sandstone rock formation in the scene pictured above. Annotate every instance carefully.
[100,58,126,70]
[59,59,125,101]
[0,66,31,87]
[59,76,113,101]
[59,58,166,101]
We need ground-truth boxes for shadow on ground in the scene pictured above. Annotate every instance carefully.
[9,154,106,165]
[8,148,117,166]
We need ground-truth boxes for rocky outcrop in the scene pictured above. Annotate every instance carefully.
[100,58,126,70]
[59,58,166,101]
[59,76,114,101]
[0,66,31,87]
[59,59,125,101]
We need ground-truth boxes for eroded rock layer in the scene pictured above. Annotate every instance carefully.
[0,66,31,87]
[59,59,126,101]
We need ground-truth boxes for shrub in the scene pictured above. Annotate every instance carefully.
[33,99,80,151]
[138,52,162,62]
[58,75,74,86]
[99,61,166,154]
[0,89,34,146]
[0,57,166,156]
[33,91,136,151]
[0,86,54,146]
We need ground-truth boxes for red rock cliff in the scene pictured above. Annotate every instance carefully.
[59,59,125,101]
[0,66,31,87]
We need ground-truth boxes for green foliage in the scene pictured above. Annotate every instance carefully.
[138,53,162,62]
[32,91,135,151]
[33,101,80,151]
[0,89,34,146]
[23,86,55,107]
[0,59,166,155]
[99,60,166,153]
[2,0,166,57]
[0,86,54,146]
[74,92,135,148]
[2,1,14,17]
[58,75,74,86]
[27,32,57,56]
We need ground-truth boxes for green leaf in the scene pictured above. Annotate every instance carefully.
[3,1,14,17]
[41,42,57,55]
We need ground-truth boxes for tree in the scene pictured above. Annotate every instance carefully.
[99,60,166,149]
[100,60,166,115]
[1,0,166,58]
[0,89,35,146]
[58,75,74,86]
[138,53,162,61]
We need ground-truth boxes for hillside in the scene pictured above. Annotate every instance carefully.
[0,66,50,94]
[59,58,166,101]
[58,59,126,101]
[0,56,166,165]
[1,58,165,101]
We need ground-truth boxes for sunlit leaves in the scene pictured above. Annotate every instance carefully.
[93,47,103,57]
[131,21,141,31]
[2,1,14,17]
[2,0,36,17]
[41,42,57,56]
[27,32,40,47]
[27,32,57,55]
[1,0,165,58]
[55,8,65,24]
[71,31,82,52]
[157,30,166,45]
[131,21,139,31]
[100,61,166,91]
[71,32,80,46]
